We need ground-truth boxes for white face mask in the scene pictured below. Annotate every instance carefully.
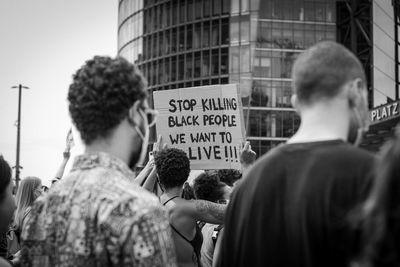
[136,108,149,166]
[348,88,370,146]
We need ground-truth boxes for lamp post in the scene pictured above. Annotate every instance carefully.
[11,84,29,189]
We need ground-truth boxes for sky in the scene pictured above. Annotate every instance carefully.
[0,0,118,186]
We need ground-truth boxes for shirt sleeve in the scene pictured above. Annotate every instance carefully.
[104,199,177,267]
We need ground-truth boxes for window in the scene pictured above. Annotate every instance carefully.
[179,26,185,51]
[194,52,201,77]
[231,0,239,14]
[180,1,186,23]
[272,0,283,19]
[213,0,220,15]
[171,56,177,81]
[166,2,171,26]
[195,0,202,19]
[203,21,210,47]
[202,50,210,76]
[159,32,164,56]
[178,55,184,80]
[211,20,219,46]
[221,48,228,74]
[186,25,193,50]
[204,0,210,17]
[241,0,249,13]
[211,49,219,75]
[221,19,229,44]
[172,28,177,52]
[164,29,170,53]
[187,0,193,21]
[230,46,239,73]
[315,2,326,22]
[194,23,201,48]
[152,33,158,58]
[186,53,193,79]
[164,58,170,83]
[240,16,250,42]
[172,1,178,25]
[230,16,239,44]
[240,45,250,72]
[222,0,230,14]
[159,59,164,83]
[304,1,315,21]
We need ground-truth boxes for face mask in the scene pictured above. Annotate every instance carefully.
[347,89,370,146]
[347,108,364,146]
[128,108,149,168]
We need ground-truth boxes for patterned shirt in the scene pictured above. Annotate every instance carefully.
[21,152,177,267]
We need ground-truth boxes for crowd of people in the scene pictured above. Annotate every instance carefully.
[0,40,399,267]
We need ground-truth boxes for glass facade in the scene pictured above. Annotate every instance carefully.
[245,0,337,154]
[118,0,338,157]
[372,0,397,107]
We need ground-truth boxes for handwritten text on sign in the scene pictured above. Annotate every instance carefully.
[153,85,245,170]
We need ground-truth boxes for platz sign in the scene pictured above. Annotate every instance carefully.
[370,100,400,124]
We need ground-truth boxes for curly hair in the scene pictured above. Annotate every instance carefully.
[68,56,148,144]
[216,169,242,187]
[193,172,226,202]
[155,148,190,189]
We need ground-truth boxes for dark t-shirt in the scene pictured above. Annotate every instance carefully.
[218,140,375,267]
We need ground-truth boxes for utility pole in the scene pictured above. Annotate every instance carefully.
[11,84,29,189]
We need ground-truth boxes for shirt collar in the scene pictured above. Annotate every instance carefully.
[71,152,135,179]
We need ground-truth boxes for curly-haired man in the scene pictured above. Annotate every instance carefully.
[21,56,177,267]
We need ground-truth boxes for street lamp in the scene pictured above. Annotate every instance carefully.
[11,84,29,189]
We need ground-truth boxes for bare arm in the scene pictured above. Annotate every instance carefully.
[133,161,154,186]
[53,152,70,180]
[142,167,158,193]
[180,199,226,225]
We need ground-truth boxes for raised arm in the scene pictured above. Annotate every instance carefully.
[180,199,226,225]
[240,141,257,175]
[53,129,74,183]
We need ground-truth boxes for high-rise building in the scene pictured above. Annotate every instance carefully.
[118,0,400,154]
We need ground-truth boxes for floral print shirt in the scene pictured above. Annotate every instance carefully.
[21,152,177,267]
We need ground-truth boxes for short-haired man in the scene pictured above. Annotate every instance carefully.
[217,41,375,267]
[21,56,177,266]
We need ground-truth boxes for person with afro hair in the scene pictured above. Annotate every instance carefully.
[20,56,177,267]
[155,148,227,267]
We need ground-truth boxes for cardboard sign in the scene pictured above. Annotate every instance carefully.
[153,84,245,170]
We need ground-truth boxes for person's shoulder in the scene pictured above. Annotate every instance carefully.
[243,144,287,177]
[103,182,165,223]
[0,257,11,267]
[333,142,376,163]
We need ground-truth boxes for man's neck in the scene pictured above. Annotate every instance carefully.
[288,100,350,144]
[85,138,131,166]
[163,187,183,199]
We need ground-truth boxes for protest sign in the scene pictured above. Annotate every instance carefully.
[153,84,245,170]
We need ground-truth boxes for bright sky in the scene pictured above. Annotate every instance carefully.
[0,0,118,186]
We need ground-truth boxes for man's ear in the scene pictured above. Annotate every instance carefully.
[291,94,300,114]
[128,100,143,126]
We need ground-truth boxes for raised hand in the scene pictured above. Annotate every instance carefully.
[240,141,257,166]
